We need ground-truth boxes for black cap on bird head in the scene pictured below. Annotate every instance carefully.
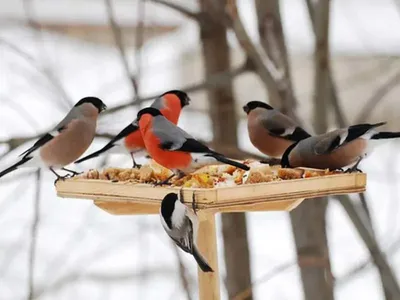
[243,101,273,114]
[160,192,179,228]
[162,90,191,108]
[75,97,107,113]
[137,107,163,121]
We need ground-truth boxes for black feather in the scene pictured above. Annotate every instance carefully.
[326,135,342,152]
[371,131,400,139]
[0,157,32,178]
[205,153,250,171]
[269,128,286,136]
[19,133,54,158]
[160,193,178,229]
[281,141,299,168]
[160,138,211,153]
[75,123,138,164]
[192,246,213,272]
[288,127,312,141]
[269,127,311,142]
[345,122,386,143]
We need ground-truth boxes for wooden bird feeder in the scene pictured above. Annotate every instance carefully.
[56,171,366,300]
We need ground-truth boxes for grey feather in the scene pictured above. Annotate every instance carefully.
[51,106,83,133]
[152,116,193,150]
[259,109,297,132]
[168,217,194,253]
[150,97,165,110]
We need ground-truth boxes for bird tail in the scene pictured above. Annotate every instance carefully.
[208,153,250,171]
[0,156,32,178]
[75,143,115,164]
[192,245,213,272]
[371,131,400,140]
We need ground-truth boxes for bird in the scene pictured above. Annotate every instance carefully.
[280,122,400,172]
[136,107,250,184]
[160,190,213,272]
[243,101,311,158]
[75,90,191,168]
[0,97,107,181]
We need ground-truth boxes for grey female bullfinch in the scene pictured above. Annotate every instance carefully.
[243,101,311,158]
[160,191,213,272]
[0,97,107,180]
[281,122,400,171]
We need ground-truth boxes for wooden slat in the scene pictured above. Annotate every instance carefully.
[94,201,159,215]
[56,173,366,214]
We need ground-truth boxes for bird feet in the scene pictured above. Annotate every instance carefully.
[192,193,197,215]
[53,174,72,185]
[153,180,172,187]
[344,167,363,173]
[61,167,82,177]
[132,163,142,169]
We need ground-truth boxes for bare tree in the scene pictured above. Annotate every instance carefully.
[199,1,253,298]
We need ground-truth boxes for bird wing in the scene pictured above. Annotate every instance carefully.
[18,108,82,158]
[107,122,139,145]
[313,129,347,155]
[170,217,194,253]
[261,112,311,141]
[150,96,165,110]
[152,116,210,153]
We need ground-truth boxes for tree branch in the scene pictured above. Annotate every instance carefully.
[255,0,297,118]
[104,0,138,98]
[336,195,400,298]
[355,69,400,123]
[104,61,250,115]
[305,0,347,128]
[225,0,284,108]
[172,244,192,300]
[149,0,203,22]
[27,170,41,300]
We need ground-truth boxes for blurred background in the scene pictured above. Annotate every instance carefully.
[1,0,400,299]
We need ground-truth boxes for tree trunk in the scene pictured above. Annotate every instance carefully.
[256,1,334,300]
[199,1,252,299]
[255,0,296,116]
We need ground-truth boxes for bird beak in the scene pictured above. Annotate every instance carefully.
[132,119,139,127]
[101,104,107,112]
[184,96,191,106]
[243,105,249,114]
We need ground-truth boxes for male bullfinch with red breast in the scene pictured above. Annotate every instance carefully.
[243,101,311,158]
[75,90,190,168]
[160,190,213,272]
[137,107,250,184]
[281,122,400,172]
[0,97,107,180]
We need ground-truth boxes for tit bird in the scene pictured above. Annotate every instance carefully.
[281,122,400,171]
[160,191,213,272]
[243,101,311,158]
[0,97,107,180]
[75,90,191,168]
[137,107,250,184]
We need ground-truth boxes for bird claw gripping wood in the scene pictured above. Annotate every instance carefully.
[192,192,197,215]
[53,174,72,186]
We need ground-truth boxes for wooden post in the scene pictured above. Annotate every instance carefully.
[197,213,220,300]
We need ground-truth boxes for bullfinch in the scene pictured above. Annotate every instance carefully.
[243,101,311,158]
[137,107,250,184]
[0,97,107,180]
[160,191,213,272]
[281,122,400,171]
[75,90,190,168]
